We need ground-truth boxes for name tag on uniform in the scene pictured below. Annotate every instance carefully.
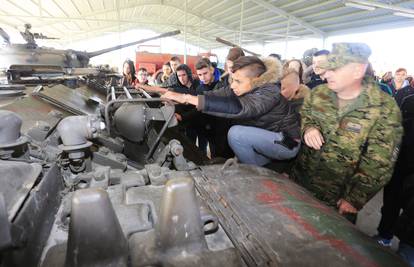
[345,122,362,133]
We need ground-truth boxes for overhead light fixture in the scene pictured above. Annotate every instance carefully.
[394,12,414,18]
[345,2,376,11]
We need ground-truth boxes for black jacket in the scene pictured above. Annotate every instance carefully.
[195,69,221,95]
[395,85,414,108]
[170,64,200,95]
[197,57,300,139]
[306,72,326,89]
[395,173,414,247]
[169,64,201,122]
[163,72,179,88]
[213,72,231,91]
[393,92,414,246]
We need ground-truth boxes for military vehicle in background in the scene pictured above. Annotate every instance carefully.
[0,24,180,84]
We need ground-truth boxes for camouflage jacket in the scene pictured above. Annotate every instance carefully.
[291,81,403,210]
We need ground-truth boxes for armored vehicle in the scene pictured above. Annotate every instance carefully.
[0,75,407,267]
[0,24,180,83]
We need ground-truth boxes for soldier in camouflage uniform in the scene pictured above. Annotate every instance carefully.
[291,43,403,218]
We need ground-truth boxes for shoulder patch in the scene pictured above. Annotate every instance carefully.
[340,120,363,133]
[345,122,363,133]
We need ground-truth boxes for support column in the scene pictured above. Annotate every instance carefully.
[239,0,245,46]
[322,36,327,49]
[284,18,290,59]
[198,17,201,54]
[184,0,188,64]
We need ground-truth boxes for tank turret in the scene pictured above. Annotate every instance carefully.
[0,26,180,82]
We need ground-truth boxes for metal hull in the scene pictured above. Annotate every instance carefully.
[0,82,407,267]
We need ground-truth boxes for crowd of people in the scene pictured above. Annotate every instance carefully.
[120,43,414,266]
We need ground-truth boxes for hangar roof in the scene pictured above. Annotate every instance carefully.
[0,0,413,49]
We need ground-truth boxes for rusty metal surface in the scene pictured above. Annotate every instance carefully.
[1,93,69,133]
[74,86,106,103]
[0,161,41,220]
[34,84,102,115]
[1,80,406,266]
[193,164,408,267]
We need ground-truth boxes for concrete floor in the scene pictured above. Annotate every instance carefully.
[356,189,400,250]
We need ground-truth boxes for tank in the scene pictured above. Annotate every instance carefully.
[0,31,406,267]
[0,53,408,266]
[0,24,180,83]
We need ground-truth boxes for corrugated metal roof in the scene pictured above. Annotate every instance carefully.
[0,0,413,49]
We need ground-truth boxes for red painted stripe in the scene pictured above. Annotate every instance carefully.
[256,179,379,267]
[261,178,332,214]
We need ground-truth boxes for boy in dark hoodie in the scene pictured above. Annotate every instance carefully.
[170,64,200,123]
[172,64,231,158]
[171,64,199,94]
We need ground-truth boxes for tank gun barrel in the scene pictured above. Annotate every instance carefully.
[33,33,59,40]
[87,30,181,58]
[0,28,10,44]
[215,37,261,57]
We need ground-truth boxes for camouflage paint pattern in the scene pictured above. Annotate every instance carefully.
[319,42,372,70]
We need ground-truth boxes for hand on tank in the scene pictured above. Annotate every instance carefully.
[161,91,184,103]
[337,199,357,214]
[175,113,182,121]
[135,83,148,90]
[304,127,324,150]
[162,92,198,106]
[136,84,167,94]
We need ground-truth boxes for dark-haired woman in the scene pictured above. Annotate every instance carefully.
[121,59,138,87]
[283,59,305,84]
[155,62,172,86]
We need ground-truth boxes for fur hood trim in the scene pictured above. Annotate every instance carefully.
[251,57,282,88]
[293,84,311,100]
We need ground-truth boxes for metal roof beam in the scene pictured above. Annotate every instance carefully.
[202,0,231,15]
[327,18,414,36]
[263,33,319,44]
[348,0,414,14]
[242,0,337,28]
[288,0,338,15]
[208,2,242,19]
[310,9,376,26]
[63,23,212,49]
[296,0,414,21]
[235,14,282,29]
[250,23,313,36]
[37,0,266,44]
[29,0,54,17]
[220,5,262,22]
[249,0,326,37]
[192,0,209,10]
[4,0,70,34]
[317,13,410,29]
[200,24,301,38]
[279,0,307,9]
[0,13,203,29]
[243,0,365,35]
[163,3,265,43]
[238,0,338,27]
